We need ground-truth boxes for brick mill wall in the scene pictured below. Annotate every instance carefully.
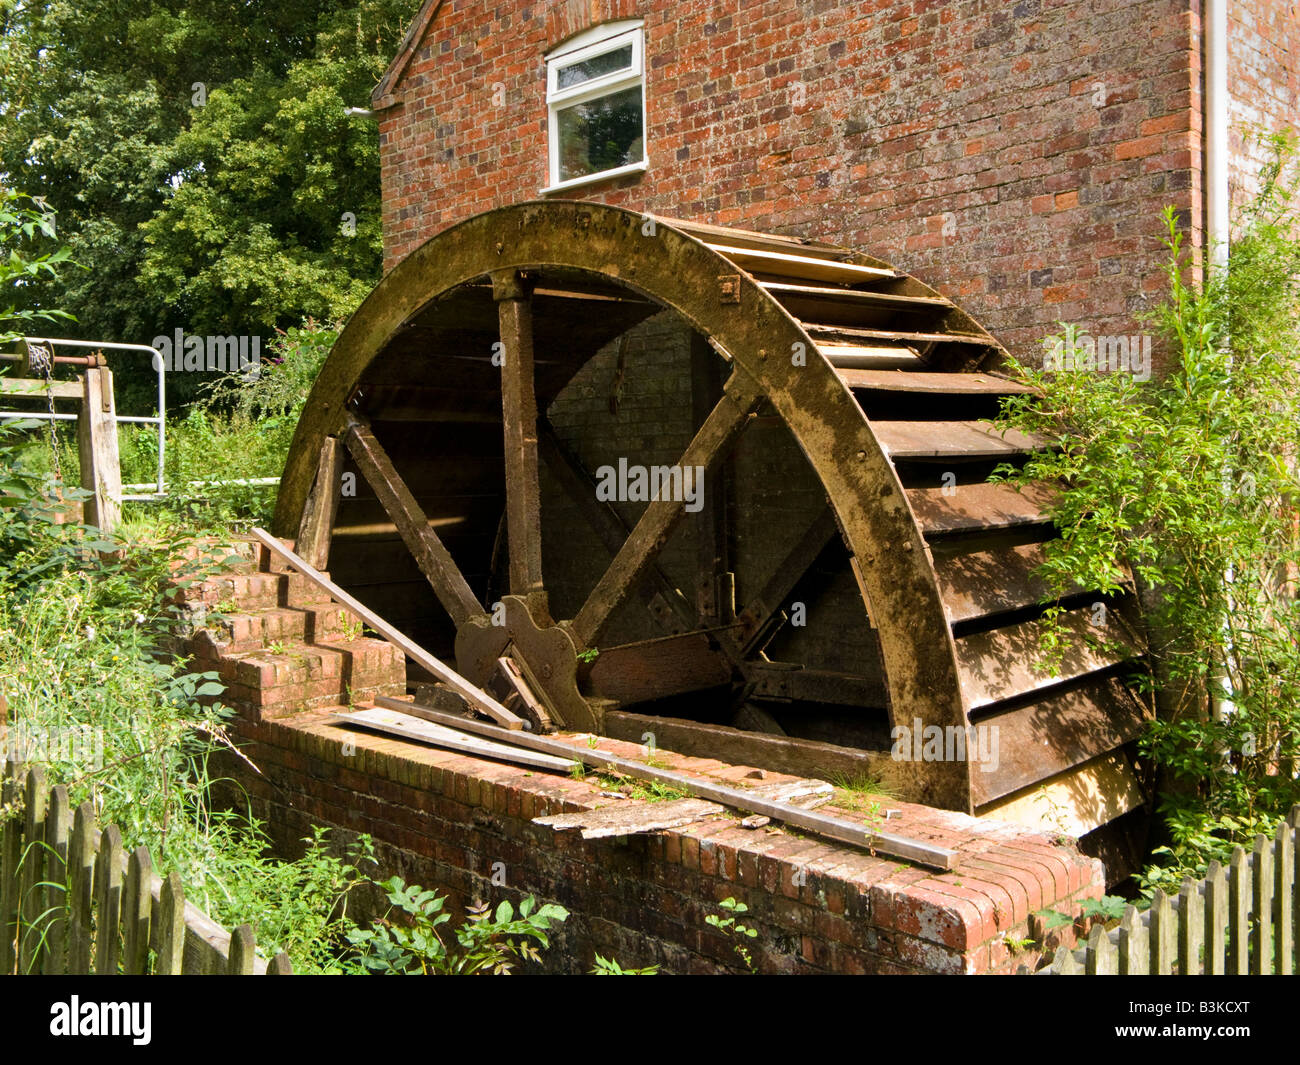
[1227,0,1300,212]
[220,703,1105,974]
[376,0,1217,365]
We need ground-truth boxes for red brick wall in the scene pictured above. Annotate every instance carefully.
[376,0,1208,364]
[1227,0,1300,213]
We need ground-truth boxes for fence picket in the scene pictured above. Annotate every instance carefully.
[0,758,23,974]
[18,766,48,974]
[1150,888,1173,974]
[123,846,153,975]
[1252,834,1273,975]
[1177,878,1199,976]
[1229,846,1251,975]
[155,871,185,975]
[41,785,70,974]
[1275,818,1294,977]
[228,924,256,974]
[268,951,293,975]
[1085,922,1115,974]
[67,802,96,973]
[93,824,123,974]
[1117,905,1144,974]
[1204,860,1227,975]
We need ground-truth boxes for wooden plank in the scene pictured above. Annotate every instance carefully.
[250,527,525,729]
[910,481,1055,538]
[344,703,575,771]
[154,871,185,975]
[762,281,949,309]
[387,697,958,870]
[492,271,545,597]
[1253,833,1273,974]
[1275,818,1294,975]
[0,760,22,974]
[77,367,121,533]
[872,420,1047,460]
[1178,877,1200,975]
[1118,904,1146,974]
[295,436,343,571]
[1204,859,1228,974]
[228,924,256,975]
[969,675,1151,806]
[690,332,728,627]
[955,605,1140,711]
[18,765,47,974]
[1085,922,1115,974]
[497,656,553,731]
[584,631,734,705]
[67,801,95,974]
[742,664,887,706]
[93,824,123,974]
[658,215,851,260]
[803,322,996,348]
[836,369,1032,395]
[706,243,897,284]
[1150,888,1173,974]
[1228,846,1250,975]
[818,344,921,369]
[605,711,901,789]
[934,541,1057,624]
[977,750,1145,837]
[123,845,153,975]
[570,371,762,648]
[40,784,70,974]
[0,377,83,399]
[343,418,483,626]
[536,798,726,839]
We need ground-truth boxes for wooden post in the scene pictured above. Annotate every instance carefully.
[77,366,122,534]
[295,436,343,571]
[1274,818,1294,975]
[0,760,23,974]
[41,784,70,974]
[123,846,153,974]
[492,270,545,599]
[228,923,256,974]
[155,871,185,974]
[93,823,123,974]
[1117,904,1146,975]
[1149,887,1172,974]
[1253,833,1273,974]
[1084,922,1115,974]
[17,766,48,974]
[1228,846,1250,975]
[1177,876,1199,976]
[1204,859,1228,975]
[67,802,96,973]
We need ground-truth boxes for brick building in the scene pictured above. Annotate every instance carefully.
[369,0,1298,365]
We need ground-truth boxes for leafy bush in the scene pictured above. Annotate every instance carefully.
[992,131,1300,892]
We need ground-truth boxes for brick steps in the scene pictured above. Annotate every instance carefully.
[174,535,407,719]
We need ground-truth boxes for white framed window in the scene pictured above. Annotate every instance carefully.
[542,21,647,194]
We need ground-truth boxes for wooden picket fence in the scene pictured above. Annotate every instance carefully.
[1030,805,1299,975]
[1,760,292,974]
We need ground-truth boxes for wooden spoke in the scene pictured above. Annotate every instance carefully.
[538,419,695,633]
[294,436,343,570]
[343,417,483,625]
[569,370,763,648]
[733,507,840,655]
[492,269,545,598]
[690,333,729,625]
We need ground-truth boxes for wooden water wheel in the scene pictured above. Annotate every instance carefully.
[273,200,1150,849]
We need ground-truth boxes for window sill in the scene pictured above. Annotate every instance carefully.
[539,159,648,196]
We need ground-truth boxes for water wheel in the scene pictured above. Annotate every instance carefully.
[273,200,1150,846]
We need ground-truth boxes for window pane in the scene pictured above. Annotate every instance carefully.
[556,44,633,91]
[556,86,644,182]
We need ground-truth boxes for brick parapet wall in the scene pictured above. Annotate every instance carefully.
[222,703,1104,974]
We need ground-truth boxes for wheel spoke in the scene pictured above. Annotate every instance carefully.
[492,270,545,598]
[569,369,762,648]
[343,416,483,625]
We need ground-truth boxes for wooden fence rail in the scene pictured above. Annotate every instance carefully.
[1030,804,1299,975]
[1,759,291,974]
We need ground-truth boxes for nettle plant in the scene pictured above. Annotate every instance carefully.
[992,132,1300,893]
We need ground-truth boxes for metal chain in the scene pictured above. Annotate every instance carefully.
[34,344,65,486]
